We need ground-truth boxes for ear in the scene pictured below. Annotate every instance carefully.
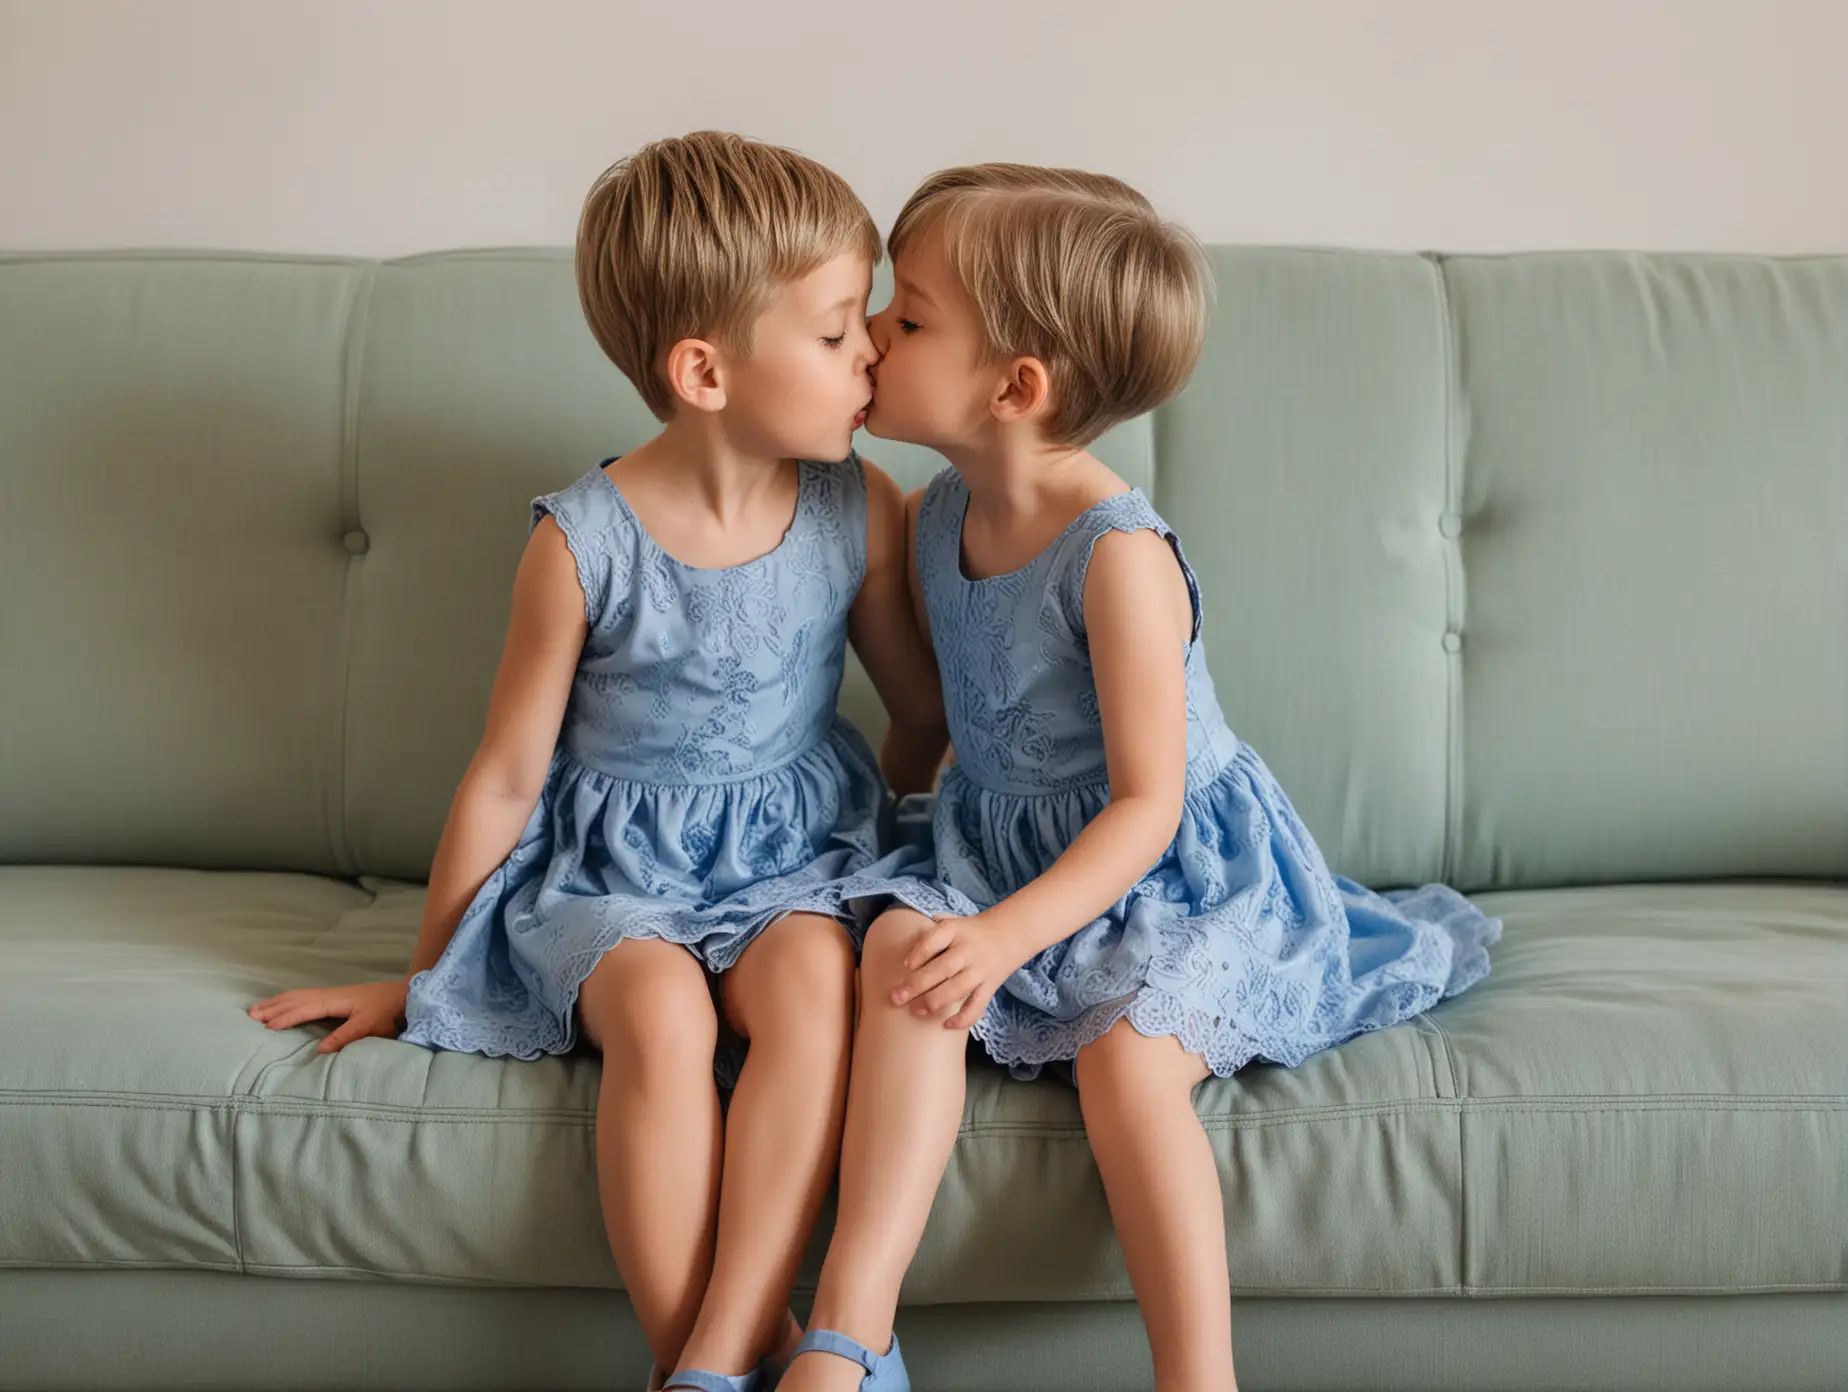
[989,355,1052,427]
[663,337,727,414]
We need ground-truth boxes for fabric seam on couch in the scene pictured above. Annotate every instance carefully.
[329,263,380,881]
[1418,1007,1471,1294]
[4,1089,1841,1122]
[1,1255,1839,1300]
[1430,252,1468,891]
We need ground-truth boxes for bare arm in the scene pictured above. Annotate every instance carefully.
[978,528,1191,956]
[406,516,588,972]
[902,486,933,643]
[849,464,949,797]
[894,528,1194,1027]
[251,518,588,1048]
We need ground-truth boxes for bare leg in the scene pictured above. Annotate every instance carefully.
[1075,1019,1237,1392]
[776,909,969,1392]
[577,938,723,1376]
[672,913,858,1377]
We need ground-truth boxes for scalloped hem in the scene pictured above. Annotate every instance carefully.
[401,887,864,1064]
[967,971,1473,1083]
[967,984,1266,1083]
[832,875,977,941]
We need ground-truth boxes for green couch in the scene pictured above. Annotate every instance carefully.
[0,247,1842,1392]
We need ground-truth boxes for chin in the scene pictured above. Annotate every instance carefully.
[866,420,935,451]
[780,435,848,463]
[807,434,856,463]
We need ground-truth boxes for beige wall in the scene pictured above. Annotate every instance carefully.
[2,0,1844,256]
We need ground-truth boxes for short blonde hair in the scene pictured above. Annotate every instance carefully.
[578,131,882,420]
[889,164,1211,446]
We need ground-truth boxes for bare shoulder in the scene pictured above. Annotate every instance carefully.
[1087,524,1181,578]
[1084,527,1191,643]
[518,515,593,626]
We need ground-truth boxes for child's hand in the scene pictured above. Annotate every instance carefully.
[891,915,1022,1031]
[247,979,409,1053]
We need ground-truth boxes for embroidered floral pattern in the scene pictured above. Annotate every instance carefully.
[864,469,1502,1080]
[403,457,894,1072]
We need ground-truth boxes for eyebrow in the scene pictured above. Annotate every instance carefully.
[896,277,938,309]
[819,295,862,316]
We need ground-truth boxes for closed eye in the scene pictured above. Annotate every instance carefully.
[822,334,847,348]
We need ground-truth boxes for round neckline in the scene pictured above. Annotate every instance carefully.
[596,458,808,575]
[954,481,1141,584]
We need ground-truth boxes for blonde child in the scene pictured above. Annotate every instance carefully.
[784,166,1500,1392]
[252,133,945,1392]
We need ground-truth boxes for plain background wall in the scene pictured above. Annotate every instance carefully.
[2,0,1845,256]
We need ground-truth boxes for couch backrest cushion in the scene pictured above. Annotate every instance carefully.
[1151,249,1455,889]
[0,254,365,873]
[1443,254,1848,886]
[2,248,1842,887]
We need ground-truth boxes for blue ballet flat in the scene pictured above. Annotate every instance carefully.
[650,1350,794,1391]
[787,1330,908,1391]
[660,1367,765,1392]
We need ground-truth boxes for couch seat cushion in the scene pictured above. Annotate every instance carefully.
[1,869,1840,1299]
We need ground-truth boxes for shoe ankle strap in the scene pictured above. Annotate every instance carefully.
[793,1328,896,1373]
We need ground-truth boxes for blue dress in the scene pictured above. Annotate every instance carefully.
[402,457,890,1061]
[868,470,1501,1081]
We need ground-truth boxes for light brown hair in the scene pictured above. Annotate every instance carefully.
[890,164,1211,446]
[578,131,882,420]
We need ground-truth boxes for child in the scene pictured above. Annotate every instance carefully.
[249,132,946,1392]
[782,166,1502,1392]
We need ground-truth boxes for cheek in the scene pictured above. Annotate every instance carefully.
[753,349,847,412]
[892,348,955,416]
[877,342,922,398]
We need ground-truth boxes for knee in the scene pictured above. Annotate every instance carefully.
[1074,1018,1203,1101]
[578,941,717,1070]
[858,908,930,994]
[754,914,857,996]
[729,914,856,1041]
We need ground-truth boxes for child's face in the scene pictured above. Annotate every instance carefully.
[865,230,997,454]
[721,250,877,463]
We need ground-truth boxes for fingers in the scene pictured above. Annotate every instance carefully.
[255,998,346,1031]
[317,1016,381,1054]
[247,990,314,1021]
[892,950,966,1006]
[914,970,978,1019]
[255,1005,341,1027]
[947,985,997,1031]
[903,922,958,972]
